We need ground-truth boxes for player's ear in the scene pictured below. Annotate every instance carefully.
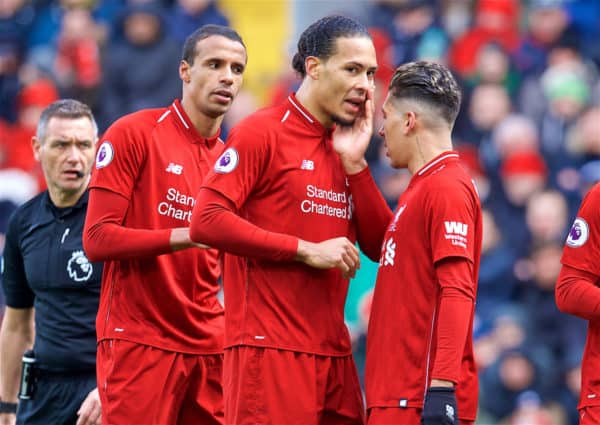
[305,56,321,80]
[405,111,416,134]
[179,60,191,84]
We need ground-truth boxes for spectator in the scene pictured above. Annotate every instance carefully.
[100,2,181,130]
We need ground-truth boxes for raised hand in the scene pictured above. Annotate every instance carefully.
[332,88,375,174]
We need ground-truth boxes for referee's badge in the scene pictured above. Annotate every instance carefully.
[67,250,93,282]
[214,148,239,173]
[96,141,114,168]
[566,217,589,248]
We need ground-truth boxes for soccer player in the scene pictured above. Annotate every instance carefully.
[363,62,482,425]
[82,25,246,424]
[556,184,600,425]
[190,15,391,424]
[0,100,102,425]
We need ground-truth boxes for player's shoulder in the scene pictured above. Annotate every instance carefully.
[104,107,167,136]
[584,182,600,202]
[228,104,284,146]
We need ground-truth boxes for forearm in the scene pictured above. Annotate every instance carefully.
[190,188,298,261]
[84,188,172,261]
[347,168,393,261]
[0,317,33,402]
[431,293,473,383]
[430,257,475,383]
[556,264,600,321]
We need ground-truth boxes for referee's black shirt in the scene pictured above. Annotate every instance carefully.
[1,190,102,372]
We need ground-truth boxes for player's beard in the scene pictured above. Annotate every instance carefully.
[331,114,356,127]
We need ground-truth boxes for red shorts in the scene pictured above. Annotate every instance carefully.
[97,339,223,425]
[224,346,365,424]
[580,406,600,424]
[367,407,475,425]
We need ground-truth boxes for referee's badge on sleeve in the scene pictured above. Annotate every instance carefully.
[566,217,589,248]
[214,148,239,174]
[96,141,114,169]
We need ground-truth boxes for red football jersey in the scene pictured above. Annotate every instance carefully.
[89,100,225,353]
[201,94,357,355]
[561,183,600,409]
[365,152,482,421]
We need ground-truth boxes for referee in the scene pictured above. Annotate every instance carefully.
[0,100,102,425]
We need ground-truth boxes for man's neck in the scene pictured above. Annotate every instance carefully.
[295,83,333,129]
[48,184,86,208]
[407,131,453,175]
[180,98,222,138]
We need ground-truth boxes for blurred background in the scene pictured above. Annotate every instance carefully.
[1,0,600,423]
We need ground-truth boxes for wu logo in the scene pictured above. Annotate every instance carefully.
[166,163,183,175]
[382,237,396,266]
[444,221,468,236]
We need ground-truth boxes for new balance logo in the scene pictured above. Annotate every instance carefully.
[444,221,468,236]
[301,159,314,170]
[382,237,396,266]
[166,163,183,175]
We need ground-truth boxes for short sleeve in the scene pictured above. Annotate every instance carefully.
[201,119,271,209]
[1,211,34,308]
[428,180,478,264]
[90,117,145,200]
[562,183,600,277]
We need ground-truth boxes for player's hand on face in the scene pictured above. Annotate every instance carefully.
[296,237,360,278]
[332,88,374,174]
[76,387,101,425]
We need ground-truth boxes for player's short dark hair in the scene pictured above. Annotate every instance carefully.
[37,99,97,142]
[181,24,246,65]
[292,15,371,77]
[388,61,462,126]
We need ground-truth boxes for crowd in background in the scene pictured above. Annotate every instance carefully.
[1,0,600,423]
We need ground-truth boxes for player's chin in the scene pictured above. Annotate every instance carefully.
[332,114,357,128]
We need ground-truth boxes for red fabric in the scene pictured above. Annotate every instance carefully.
[555,264,600,321]
[431,257,476,383]
[346,167,393,262]
[560,183,600,409]
[224,346,364,425]
[367,407,473,425]
[17,79,59,109]
[365,152,481,421]
[197,94,363,356]
[83,188,172,260]
[97,339,224,425]
[580,406,600,424]
[56,38,101,87]
[190,188,298,261]
[88,99,224,353]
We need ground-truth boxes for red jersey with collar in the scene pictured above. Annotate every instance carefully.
[365,152,481,421]
[89,100,225,353]
[561,183,600,408]
[201,94,356,356]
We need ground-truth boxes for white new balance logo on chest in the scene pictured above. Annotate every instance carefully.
[166,163,183,175]
[301,159,314,170]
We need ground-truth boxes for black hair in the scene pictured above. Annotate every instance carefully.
[182,24,246,65]
[388,61,462,126]
[292,15,371,77]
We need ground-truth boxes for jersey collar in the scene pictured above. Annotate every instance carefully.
[170,99,223,147]
[411,151,460,183]
[42,189,89,220]
[286,93,334,137]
